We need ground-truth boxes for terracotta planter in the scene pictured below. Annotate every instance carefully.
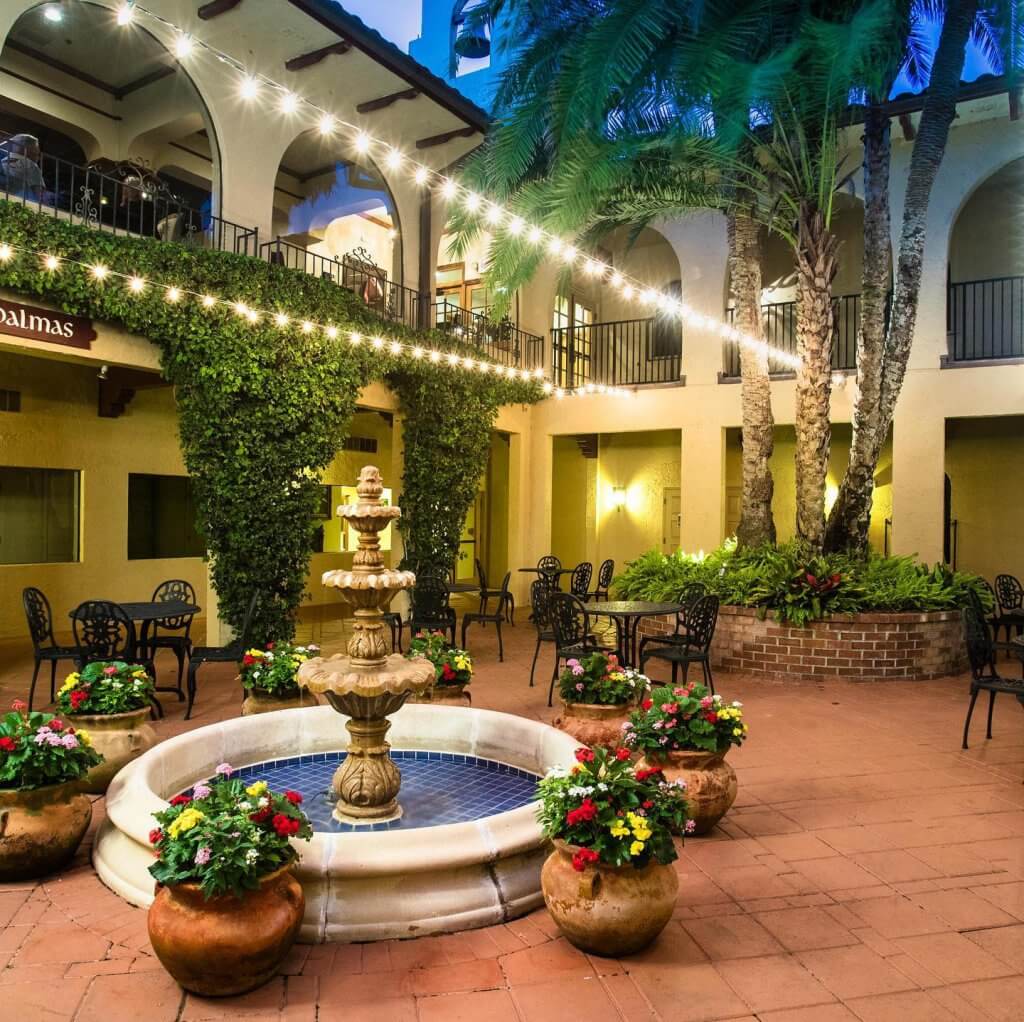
[0,780,92,881]
[241,688,319,716]
[637,748,737,835]
[148,864,305,996]
[408,683,472,706]
[541,839,677,956]
[553,701,632,749]
[67,708,156,794]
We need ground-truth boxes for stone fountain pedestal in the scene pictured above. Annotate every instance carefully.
[298,466,433,823]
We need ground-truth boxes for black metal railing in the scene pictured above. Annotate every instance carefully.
[0,132,257,255]
[432,299,544,369]
[551,317,681,388]
[947,276,1024,362]
[723,294,861,376]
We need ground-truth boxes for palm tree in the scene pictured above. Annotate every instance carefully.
[824,0,996,552]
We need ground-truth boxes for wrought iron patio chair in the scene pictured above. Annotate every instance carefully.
[185,591,259,721]
[547,592,617,707]
[461,572,513,661]
[993,574,1024,642]
[587,559,615,602]
[148,579,196,701]
[477,558,514,623]
[409,574,456,645]
[23,587,78,710]
[569,562,594,600]
[637,582,709,663]
[528,578,557,689]
[962,598,1024,749]
[640,594,720,693]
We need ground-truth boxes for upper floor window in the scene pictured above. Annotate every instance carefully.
[127,474,205,560]
[0,467,80,564]
[452,1,491,78]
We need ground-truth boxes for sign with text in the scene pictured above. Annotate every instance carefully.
[0,298,96,350]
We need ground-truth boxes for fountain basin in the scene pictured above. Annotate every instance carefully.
[93,704,579,942]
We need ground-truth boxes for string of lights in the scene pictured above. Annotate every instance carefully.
[91,1,801,375]
[0,240,636,398]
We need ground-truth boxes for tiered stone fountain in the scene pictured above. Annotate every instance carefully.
[297,466,433,823]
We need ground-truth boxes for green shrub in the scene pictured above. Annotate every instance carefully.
[613,540,991,627]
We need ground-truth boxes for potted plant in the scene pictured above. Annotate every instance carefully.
[623,682,748,834]
[240,642,320,715]
[56,662,157,793]
[537,745,692,956]
[0,700,103,880]
[407,631,473,705]
[147,764,312,996]
[552,651,645,747]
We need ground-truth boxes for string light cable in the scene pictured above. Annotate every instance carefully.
[0,241,635,398]
[66,2,801,376]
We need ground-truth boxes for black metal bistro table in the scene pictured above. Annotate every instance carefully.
[71,600,200,654]
[518,566,575,588]
[584,600,681,668]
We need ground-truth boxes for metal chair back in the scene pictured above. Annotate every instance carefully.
[530,578,555,633]
[72,600,137,663]
[995,574,1024,611]
[685,595,720,652]
[23,587,56,651]
[537,555,561,579]
[475,557,489,593]
[152,579,196,631]
[675,582,708,630]
[962,597,995,680]
[570,562,593,599]
[411,574,452,622]
[596,558,615,593]
[550,592,589,649]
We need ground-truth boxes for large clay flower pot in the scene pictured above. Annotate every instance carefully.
[553,701,631,748]
[541,839,677,956]
[0,780,92,881]
[241,688,319,716]
[638,748,737,835]
[67,708,156,794]
[147,864,305,996]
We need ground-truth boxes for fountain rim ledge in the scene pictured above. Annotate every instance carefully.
[93,704,580,939]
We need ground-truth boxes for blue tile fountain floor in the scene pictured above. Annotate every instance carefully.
[230,752,540,832]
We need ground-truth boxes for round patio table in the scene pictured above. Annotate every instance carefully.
[70,600,200,650]
[584,600,681,668]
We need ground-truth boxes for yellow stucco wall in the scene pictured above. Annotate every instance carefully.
[945,416,1024,583]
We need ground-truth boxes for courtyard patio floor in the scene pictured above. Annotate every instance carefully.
[0,621,1022,1022]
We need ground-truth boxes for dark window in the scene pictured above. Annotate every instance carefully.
[0,466,79,564]
[127,474,205,560]
[342,435,379,454]
[0,389,20,411]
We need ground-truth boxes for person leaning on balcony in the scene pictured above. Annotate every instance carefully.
[0,134,45,202]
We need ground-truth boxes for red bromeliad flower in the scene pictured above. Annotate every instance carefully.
[641,698,653,711]
[169,794,192,806]
[284,790,303,805]
[571,847,600,872]
[0,736,18,753]
[574,748,595,763]
[615,747,631,761]
[148,828,163,845]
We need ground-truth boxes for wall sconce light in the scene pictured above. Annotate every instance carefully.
[611,486,627,511]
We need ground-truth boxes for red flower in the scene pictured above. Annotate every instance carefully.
[806,573,817,585]
[242,654,257,666]
[642,800,654,809]
[250,806,273,824]
[634,767,664,782]
[0,736,18,753]
[571,848,600,872]
[169,794,192,806]
[566,799,598,826]
[49,718,64,732]
[614,748,631,761]
[69,689,89,710]
[272,813,300,837]
[641,698,653,711]
[574,748,595,763]
[661,703,678,715]
[284,790,303,805]
[705,711,718,724]
[148,828,163,845]
[11,700,27,713]
[441,663,456,681]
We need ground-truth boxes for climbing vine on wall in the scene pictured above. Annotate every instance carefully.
[0,202,540,640]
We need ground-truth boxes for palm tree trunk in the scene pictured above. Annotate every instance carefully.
[825,0,978,553]
[794,203,838,549]
[728,210,776,547]
[823,103,891,553]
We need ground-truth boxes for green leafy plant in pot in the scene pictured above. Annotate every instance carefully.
[553,651,646,748]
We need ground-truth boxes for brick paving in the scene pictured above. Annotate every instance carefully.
[0,618,1022,1021]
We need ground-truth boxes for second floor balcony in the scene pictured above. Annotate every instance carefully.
[551,317,682,388]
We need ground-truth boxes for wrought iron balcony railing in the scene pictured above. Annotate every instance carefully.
[723,294,861,376]
[432,299,544,369]
[947,275,1024,362]
[551,316,682,388]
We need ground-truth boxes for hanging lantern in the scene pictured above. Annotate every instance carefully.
[454,22,490,59]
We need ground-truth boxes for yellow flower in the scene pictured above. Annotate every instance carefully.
[58,673,80,695]
[76,728,92,747]
[168,807,205,838]
[733,728,742,736]
[629,840,645,855]
[246,781,268,797]
[609,822,630,838]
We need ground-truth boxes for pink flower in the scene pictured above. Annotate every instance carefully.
[215,762,233,777]
[192,783,211,800]
[661,703,678,715]
[194,846,212,865]
[673,687,687,696]
[684,819,697,834]
[571,664,584,676]
[575,682,584,692]
[60,733,79,749]
[11,700,27,713]
[46,732,63,746]
[700,696,713,709]
[103,666,118,676]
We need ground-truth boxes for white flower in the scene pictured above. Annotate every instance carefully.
[545,765,569,779]
[245,849,258,864]
[731,700,743,708]
[596,782,608,792]
[238,800,253,811]
[568,785,595,798]
[258,796,269,808]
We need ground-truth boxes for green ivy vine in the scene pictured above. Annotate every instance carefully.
[0,202,541,641]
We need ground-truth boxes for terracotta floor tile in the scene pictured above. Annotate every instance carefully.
[512,974,620,1021]
[319,996,417,1022]
[794,857,887,892]
[955,975,1024,1021]
[894,931,1015,985]
[852,850,942,884]
[613,921,708,969]
[971,881,1024,922]
[911,889,1019,930]
[3,976,90,1021]
[318,968,415,1004]
[758,1006,859,1022]
[921,985,995,1022]
[628,961,751,1021]
[181,979,286,1020]
[499,937,593,987]
[78,970,184,1022]
[815,826,900,855]
[759,833,842,862]
[14,920,110,964]
[683,914,784,960]
[417,989,521,1022]
[714,954,836,1013]
[754,906,860,952]
[714,865,798,901]
[908,844,1003,878]
[845,990,961,1022]
[965,922,1024,969]
[410,958,504,996]
[601,973,659,1022]
[846,896,951,938]
[733,811,805,837]
[796,945,918,999]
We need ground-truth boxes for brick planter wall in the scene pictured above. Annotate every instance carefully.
[637,604,966,682]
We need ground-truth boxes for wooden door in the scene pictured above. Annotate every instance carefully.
[662,487,681,553]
